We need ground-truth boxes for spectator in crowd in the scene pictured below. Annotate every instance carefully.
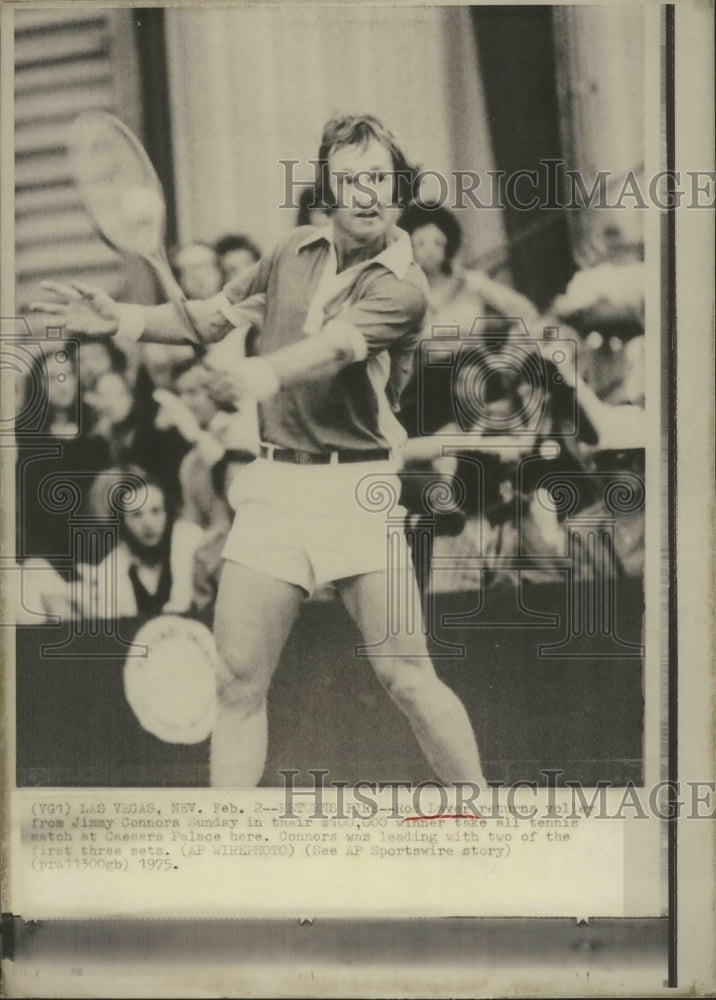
[395,204,540,563]
[83,466,203,618]
[551,255,645,404]
[16,342,107,579]
[172,241,223,300]
[84,370,133,451]
[152,358,232,529]
[397,205,539,439]
[153,355,265,614]
[76,334,128,395]
[85,367,191,496]
[398,339,595,586]
[214,234,261,284]
[547,257,646,573]
[400,205,539,327]
[400,311,645,587]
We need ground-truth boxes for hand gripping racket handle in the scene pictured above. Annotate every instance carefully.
[146,249,207,359]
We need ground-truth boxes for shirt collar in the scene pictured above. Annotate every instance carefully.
[295,223,414,280]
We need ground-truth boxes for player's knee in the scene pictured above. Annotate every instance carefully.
[216,668,267,714]
[215,642,268,713]
[373,656,437,711]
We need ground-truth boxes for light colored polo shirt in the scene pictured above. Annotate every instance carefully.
[221,224,428,453]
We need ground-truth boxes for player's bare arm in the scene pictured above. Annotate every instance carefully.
[30,278,254,347]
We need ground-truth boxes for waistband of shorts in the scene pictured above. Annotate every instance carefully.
[259,443,392,465]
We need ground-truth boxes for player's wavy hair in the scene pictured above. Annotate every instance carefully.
[316,113,418,212]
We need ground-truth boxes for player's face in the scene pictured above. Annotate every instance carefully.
[410,224,448,278]
[124,485,167,549]
[328,138,395,247]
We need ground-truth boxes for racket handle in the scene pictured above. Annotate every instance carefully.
[168,289,207,360]
[147,253,207,358]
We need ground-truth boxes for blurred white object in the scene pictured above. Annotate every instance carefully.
[553,262,644,320]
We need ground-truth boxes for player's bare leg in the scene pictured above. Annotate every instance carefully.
[211,561,303,787]
[337,570,486,786]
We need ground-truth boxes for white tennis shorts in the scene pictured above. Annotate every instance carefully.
[222,456,411,594]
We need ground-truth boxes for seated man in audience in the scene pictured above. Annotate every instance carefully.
[214,233,261,284]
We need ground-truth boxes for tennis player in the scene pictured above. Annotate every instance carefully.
[34,113,485,789]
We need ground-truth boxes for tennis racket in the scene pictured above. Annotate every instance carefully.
[67,110,204,353]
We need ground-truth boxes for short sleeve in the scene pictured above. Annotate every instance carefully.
[222,240,280,304]
[339,272,427,357]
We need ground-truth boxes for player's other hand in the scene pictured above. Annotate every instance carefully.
[30,281,121,337]
[202,355,279,409]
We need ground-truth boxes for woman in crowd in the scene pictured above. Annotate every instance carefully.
[16,342,107,576]
[14,342,109,621]
[395,205,541,572]
[397,204,540,439]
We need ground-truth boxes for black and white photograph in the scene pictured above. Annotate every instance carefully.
[1,1,713,996]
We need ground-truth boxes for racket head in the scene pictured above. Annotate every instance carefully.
[124,615,218,745]
[67,110,167,259]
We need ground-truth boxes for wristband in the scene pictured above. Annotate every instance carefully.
[115,303,146,342]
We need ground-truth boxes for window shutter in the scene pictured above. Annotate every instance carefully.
[14,9,149,311]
